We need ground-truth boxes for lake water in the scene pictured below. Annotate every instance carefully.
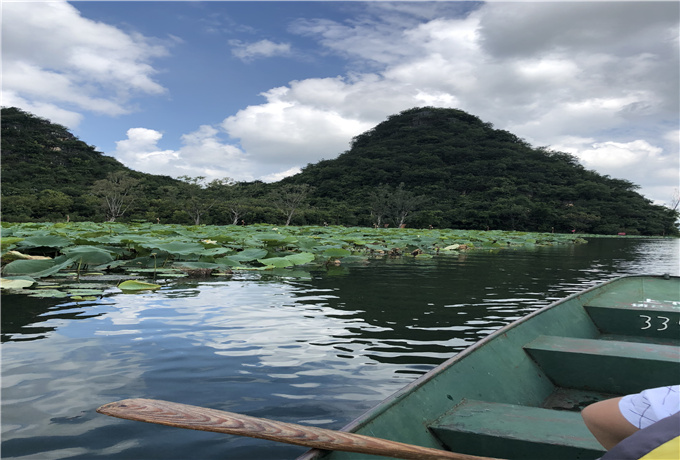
[1,237,678,459]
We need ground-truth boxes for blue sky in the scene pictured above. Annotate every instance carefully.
[3,1,679,206]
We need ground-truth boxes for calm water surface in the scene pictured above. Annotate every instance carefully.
[2,238,678,459]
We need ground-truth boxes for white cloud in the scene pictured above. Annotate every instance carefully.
[552,137,679,205]
[113,126,253,182]
[2,0,168,126]
[563,139,664,170]
[114,128,179,168]
[4,1,677,205]
[218,2,677,203]
[261,167,303,183]
[221,82,376,165]
[229,39,292,61]
[4,61,134,116]
[1,90,84,128]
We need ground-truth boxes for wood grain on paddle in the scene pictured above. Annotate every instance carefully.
[97,398,502,460]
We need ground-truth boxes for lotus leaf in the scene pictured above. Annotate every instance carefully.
[285,252,316,265]
[84,236,125,245]
[62,246,114,265]
[124,268,182,274]
[322,248,351,258]
[59,283,112,289]
[93,259,129,270]
[17,234,72,249]
[0,276,36,290]
[229,248,268,262]
[257,257,294,268]
[123,256,165,269]
[214,257,244,268]
[198,247,233,257]
[30,258,80,278]
[123,236,165,246]
[255,233,298,245]
[209,235,237,244]
[3,259,57,276]
[172,262,220,269]
[66,289,104,296]
[1,237,24,249]
[28,289,72,298]
[151,241,205,255]
[118,280,162,291]
[240,237,265,249]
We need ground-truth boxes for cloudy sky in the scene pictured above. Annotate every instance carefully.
[3,1,678,205]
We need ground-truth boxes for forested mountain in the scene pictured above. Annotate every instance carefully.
[1,107,182,222]
[1,106,677,235]
[283,107,678,235]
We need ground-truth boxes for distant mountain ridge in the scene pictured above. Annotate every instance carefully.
[1,106,677,235]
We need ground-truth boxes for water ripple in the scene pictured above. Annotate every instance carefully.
[1,238,678,459]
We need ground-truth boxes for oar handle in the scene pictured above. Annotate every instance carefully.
[97,398,502,460]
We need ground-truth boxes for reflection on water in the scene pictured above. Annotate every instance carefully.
[1,238,678,459]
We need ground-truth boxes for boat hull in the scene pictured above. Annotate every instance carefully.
[298,275,680,460]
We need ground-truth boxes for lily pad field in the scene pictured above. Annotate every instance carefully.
[1,222,586,299]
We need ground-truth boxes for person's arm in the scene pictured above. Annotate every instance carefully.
[581,397,640,450]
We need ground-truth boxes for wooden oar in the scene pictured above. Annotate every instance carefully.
[97,398,503,460]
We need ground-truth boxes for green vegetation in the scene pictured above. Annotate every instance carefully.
[2,106,677,235]
[1,222,586,298]
[285,108,678,235]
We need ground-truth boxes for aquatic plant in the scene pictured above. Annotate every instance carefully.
[1,222,586,298]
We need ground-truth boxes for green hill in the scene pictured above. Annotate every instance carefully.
[1,106,677,235]
[284,107,678,234]
[1,107,183,222]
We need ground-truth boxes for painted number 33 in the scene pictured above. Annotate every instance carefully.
[639,315,674,331]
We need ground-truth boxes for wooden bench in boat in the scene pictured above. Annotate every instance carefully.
[430,399,605,460]
[523,335,680,395]
[524,336,680,395]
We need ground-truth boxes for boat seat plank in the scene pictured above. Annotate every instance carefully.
[598,333,680,347]
[585,303,680,340]
[430,399,605,460]
[524,335,680,394]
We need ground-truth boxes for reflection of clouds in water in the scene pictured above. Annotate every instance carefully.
[93,291,174,326]
[91,240,679,383]
[2,334,146,442]
[93,281,414,399]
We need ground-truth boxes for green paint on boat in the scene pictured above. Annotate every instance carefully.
[298,275,680,460]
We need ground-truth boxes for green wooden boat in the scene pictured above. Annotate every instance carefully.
[298,274,680,460]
